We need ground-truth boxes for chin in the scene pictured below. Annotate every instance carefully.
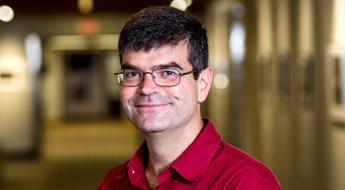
[139,127,167,134]
[134,118,170,133]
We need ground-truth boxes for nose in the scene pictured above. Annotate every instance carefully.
[138,73,159,95]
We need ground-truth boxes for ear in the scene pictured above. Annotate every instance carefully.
[197,67,213,103]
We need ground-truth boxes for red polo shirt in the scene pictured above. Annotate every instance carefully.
[97,119,282,190]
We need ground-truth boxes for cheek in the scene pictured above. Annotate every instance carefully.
[119,88,126,102]
[171,82,198,104]
[120,86,136,98]
[119,88,134,108]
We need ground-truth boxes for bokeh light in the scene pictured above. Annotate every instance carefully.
[213,74,229,90]
[0,5,14,22]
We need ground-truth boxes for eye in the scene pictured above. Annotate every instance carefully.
[162,70,179,76]
[124,70,141,78]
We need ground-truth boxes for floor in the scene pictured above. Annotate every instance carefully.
[1,119,140,190]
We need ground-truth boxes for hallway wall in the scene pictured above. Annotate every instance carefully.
[1,1,345,189]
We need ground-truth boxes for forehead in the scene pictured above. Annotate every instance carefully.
[121,43,191,70]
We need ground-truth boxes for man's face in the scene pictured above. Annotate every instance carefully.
[120,43,202,134]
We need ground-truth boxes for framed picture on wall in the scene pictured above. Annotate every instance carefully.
[257,52,273,107]
[326,44,345,125]
[297,54,315,109]
[277,51,290,107]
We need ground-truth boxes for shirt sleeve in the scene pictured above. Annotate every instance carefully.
[231,168,282,190]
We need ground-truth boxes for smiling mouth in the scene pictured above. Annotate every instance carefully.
[134,103,170,112]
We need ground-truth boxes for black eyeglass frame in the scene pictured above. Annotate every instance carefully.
[114,68,197,87]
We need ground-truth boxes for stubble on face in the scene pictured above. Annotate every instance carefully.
[123,92,179,133]
[120,44,200,135]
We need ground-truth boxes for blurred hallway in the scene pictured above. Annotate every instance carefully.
[2,119,139,190]
[1,0,345,189]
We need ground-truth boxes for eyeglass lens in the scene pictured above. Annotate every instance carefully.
[118,69,181,87]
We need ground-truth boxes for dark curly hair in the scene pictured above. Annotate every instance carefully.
[118,6,209,80]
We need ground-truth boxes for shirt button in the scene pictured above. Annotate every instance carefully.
[131,169,135,174]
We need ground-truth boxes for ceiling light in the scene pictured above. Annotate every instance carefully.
[0,5,14,22]
[170,0,193,11]
[78,0,94,14]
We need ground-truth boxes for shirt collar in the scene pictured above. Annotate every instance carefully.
[170,119,221,182]
[125,118,221,183]
[126,141,148,185]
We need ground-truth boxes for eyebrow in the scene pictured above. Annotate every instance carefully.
[121,64,140,70]
[152,62,183,70]
[122,62,184,71]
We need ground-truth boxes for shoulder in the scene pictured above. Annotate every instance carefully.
[97,161,130,189]
[107,160,129,178]
[212,141,282,189]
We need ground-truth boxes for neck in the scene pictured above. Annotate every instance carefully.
[144,117,204,188]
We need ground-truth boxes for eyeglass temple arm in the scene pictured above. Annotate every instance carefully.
[180,70,197,76]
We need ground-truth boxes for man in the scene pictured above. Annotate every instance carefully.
[98,6,282,190]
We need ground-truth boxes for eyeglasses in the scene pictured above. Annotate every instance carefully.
[114,68,196,87]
